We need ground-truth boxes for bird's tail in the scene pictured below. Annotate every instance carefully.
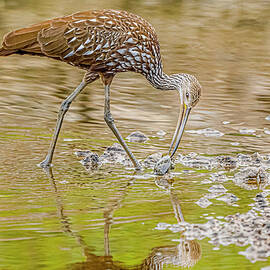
[0,46,16,56]
[0,22,51,57]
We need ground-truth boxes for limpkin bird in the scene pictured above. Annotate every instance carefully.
[0,9,201,170]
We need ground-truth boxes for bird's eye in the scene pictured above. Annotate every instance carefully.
[186,92,190,99]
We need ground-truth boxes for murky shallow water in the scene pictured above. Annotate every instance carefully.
[1,0,270,269]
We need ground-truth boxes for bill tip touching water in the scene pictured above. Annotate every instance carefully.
[0,9,201,173]
[154,155,173,175]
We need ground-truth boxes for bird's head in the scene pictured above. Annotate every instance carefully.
[180,74,201,108]
[169,73,201,158]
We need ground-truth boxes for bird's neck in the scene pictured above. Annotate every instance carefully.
[146,68,179,91]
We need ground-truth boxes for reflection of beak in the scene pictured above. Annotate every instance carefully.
[169,103,191,158]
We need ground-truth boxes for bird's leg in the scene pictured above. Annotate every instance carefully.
[104,84,142,170]
[39,79,88,168]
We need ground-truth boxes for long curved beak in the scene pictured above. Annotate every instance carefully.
[169,103,191,158]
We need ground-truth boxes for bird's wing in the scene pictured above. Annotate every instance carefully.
[37,11,130,70]
[1,10,160,72]
[1,10,127,68]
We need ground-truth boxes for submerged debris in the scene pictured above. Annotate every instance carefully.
[157,192,270,263]
[176,153,215,170]
[264,128,270,135]
[208,184,228,194]
[265,115,270,121]
[81,153,99,170]
[126,131,148,143]
[74,150,100,170]
[196,197,212,208]
[186,128,224,137]
[154,155,173,175]
[250,152,264,166]
[156,130,166,136]
[197,182,239,208]
[143,152,162,168]
[239,128,256,135]
[209,172,229,183]
[216,193,239,205]
[75,143,133,169]
[216,156,237,170]
[236,152,265,167]
[231,142,240,146]
[100,143,132,166]
[236,153,252,165]
[175,152,270,171]
[74,150,93,158]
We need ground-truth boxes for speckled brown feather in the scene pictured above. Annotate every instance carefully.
[0,9,161,76]
[0,9,201,100]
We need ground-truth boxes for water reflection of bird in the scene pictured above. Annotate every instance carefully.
[136,178,201,269]
[138,240,201,269]
[45,166,130,270]
[46,167,201,269]
[0,9,201,170]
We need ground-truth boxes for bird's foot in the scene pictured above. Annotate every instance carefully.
[132,159,143,171]
[135,163,143,171]
[38,158,53,169]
